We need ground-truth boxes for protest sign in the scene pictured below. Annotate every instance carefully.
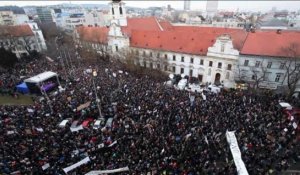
[77,101,91,111]
[42,163,50,170]
[63,156,90,174]
[226,131,249,175]
[85,166,129,175]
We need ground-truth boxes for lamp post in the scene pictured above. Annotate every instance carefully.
[92,70,103,119]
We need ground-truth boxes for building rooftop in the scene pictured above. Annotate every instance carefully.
[0,25,34,37]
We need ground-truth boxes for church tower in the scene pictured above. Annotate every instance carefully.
[110,0,127,26]
[107,0,129,54]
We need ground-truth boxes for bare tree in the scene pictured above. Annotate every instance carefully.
[281,43,300,98]
[235,64,249,83]
[249,60,268,89]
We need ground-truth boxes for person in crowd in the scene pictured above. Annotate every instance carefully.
[0,55,299,175]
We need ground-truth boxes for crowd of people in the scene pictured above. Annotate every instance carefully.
[0,54,299,175]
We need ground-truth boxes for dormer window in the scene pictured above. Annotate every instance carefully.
[221,43,225,52]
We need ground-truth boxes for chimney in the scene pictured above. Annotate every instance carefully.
[277,29,282,34]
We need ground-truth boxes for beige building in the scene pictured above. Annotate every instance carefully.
[0,11,15,25]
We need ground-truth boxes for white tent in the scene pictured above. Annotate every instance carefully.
[24,71,58,84]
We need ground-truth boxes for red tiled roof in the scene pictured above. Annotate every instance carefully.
[121,17,162,36]
[240,30,300,57]
[130,27,247,55]
[159,20,174,30]
[76,26,109,44]
[0,25,33,37]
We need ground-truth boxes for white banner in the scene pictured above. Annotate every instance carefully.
[226,131,249,175]
[70,125,84,132]
[63,156,90,174]
[108,140,117,147]
[85,166,129,175]
[42,163,50,170]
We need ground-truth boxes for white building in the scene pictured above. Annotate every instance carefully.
[0,25,41,58]
[0,11,16,25]
[237,30,300,90]
[26,22,47,51]
[75,0,300,90]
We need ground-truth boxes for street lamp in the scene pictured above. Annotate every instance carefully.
[92,70,103,119]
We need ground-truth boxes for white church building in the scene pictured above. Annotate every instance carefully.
[74,0,300,90]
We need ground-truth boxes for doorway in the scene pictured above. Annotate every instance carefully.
[198,74,203,82]
[215,73,221,85]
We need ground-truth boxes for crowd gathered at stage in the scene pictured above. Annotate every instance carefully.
[0,55,299,175]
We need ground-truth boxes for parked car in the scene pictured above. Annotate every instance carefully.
[71,120,80,128]
[208,84,221,94]
[93,118,105,129]
[186,83,203,93]
[105,118,114,128]
[177,79,188,90]
[58,118,72,128]
[82,118,94,128]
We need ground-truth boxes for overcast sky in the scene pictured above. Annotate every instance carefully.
[1,1,300,12]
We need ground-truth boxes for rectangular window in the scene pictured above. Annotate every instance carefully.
[115,45,118,51]
[180,68,184,74]
[189,69,193,76]
[135,50,139,55]
[279,63,285,69]
[143,51,146,56]
[209,61,213,67]
[255,61,260,67]
[150,52,153,57]
[221,43,225,52]
[157,53,160,58]
[267,62,272,68]
[164,54,168,59]
[173,55,176,61]
[244,60,249,66]
[172,66,176,73]
[252,75,256,80]
[275,73,281,82]
[181,56,184,62]
[157,64,160,69]
[150,62,153,69]
[264,72,271,81]
[227,64,232,70]
[164,65,168,71]
[200,59,204,65]
[143,61,146,67]
[218,62,222,68]
[190,58,194,63]
[296,64,300,71]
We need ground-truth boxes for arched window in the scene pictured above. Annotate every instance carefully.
[119,6,123,15]
[112,8,114,15]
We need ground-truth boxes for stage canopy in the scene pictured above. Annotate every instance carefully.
[24,71,58,84]
[16,82,29,94]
